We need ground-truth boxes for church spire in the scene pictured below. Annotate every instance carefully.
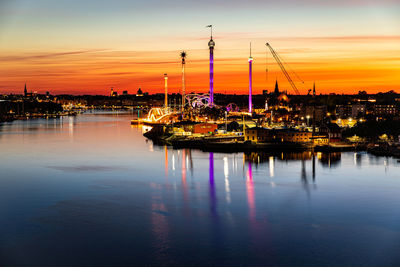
[274,79,279,95]
[313,82,316,97]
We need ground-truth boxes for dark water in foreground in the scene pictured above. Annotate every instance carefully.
[1,112,400,266]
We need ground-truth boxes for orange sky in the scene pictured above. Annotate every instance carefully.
[0,1,399,95]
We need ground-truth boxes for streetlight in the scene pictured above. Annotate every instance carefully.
[306,115,310,126]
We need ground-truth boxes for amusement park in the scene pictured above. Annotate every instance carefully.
[131,25,397,153]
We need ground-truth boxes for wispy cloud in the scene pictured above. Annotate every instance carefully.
[275,35,400,42]
[0,49,107,62]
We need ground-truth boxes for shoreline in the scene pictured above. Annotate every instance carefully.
[143,128,400,158]
[144,132,369,154]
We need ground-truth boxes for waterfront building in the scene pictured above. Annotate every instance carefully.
[245,127,269,142]
[193,123,218,134]
[311,135,329,145]
[274,129,312,143]
[245,127,317,144]
[319,123,342,142]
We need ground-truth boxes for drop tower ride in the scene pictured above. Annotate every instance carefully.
[207,25,215,106]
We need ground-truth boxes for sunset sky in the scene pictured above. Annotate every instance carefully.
[0,0,399,95]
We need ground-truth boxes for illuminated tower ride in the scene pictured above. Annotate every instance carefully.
[180,51,187,112]
[248,42,253,113]
[164,73,168,108]
[207,25,215,106]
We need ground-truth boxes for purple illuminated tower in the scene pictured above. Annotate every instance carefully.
[248,43,253,113]
[207,25,215,106]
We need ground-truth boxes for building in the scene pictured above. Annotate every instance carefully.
[300,105,327,123]
[245,127,269,142]
[267,80,290,111]
[373,104,397,116]
[122,99,135,106]
[336,104,352,118]
[245,127,315,143]
[319,123,342,142]
[351,104,366,118]
[276,130,327,145]
[274,129,312,143]
[193,123,217,134]
[311,135,329,145]
[136,88,144,97]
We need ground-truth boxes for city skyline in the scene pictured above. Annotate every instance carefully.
[0,0,399,95]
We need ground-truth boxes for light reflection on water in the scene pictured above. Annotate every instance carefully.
[0,112,400,266]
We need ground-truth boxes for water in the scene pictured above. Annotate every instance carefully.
[1,112,400,266]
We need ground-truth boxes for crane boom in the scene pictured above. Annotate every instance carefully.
[266,43,300,95]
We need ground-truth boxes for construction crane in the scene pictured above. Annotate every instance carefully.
[265,43,303,95]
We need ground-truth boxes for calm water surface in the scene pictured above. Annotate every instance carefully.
[1,112,400,266]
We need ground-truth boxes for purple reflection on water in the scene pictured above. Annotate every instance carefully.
[209,152,217,217]
[209,152,214,183]
[246,161,255,219]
